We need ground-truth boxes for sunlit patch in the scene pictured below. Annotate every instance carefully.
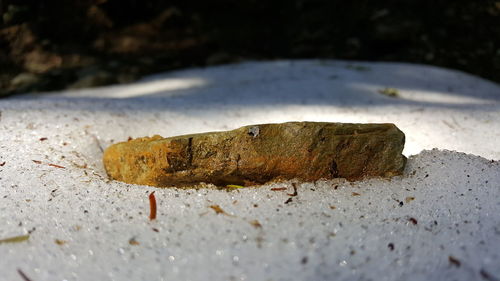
[352,83,498,105]
[113,78,208,98]
[50,77,209,98]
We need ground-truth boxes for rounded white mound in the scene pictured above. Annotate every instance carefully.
[0,60,499,281]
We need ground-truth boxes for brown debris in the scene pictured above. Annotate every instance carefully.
[448,256,461,267]
[32,160,65,169]
[129,237,140,245]
[103,122,406,188]
[249,220,262,228]
[55,239,67,245]
[209,205,234,216]
[17,269,33,281]
[480,269,499,281]
[149,191,157,220]
[405,196,415,203]
[48,163,65,169]
[287,183,298,196]
[210,205,225,214]
[0,234,30,244]
[408,217,418,225]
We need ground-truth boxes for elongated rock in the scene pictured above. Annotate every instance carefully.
[103,122,406,187]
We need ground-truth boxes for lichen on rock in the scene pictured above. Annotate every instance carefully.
[103,122,406,188]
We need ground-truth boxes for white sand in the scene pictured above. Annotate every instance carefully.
[0,60,499,281]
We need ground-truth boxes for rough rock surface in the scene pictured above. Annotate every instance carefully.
[103,122,406,187]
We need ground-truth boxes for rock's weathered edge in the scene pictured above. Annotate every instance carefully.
[103,122,406,188]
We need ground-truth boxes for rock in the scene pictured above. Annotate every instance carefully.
[103,122,406,188]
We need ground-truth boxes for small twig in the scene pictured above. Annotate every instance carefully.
[93,135,104,153]
[0,234,30,244]
[48,163,65,169]
[32,160,65,169]
[287,183,298,196]
[149,191,157,220]
[209,205,235,217]
[17,269,33,281]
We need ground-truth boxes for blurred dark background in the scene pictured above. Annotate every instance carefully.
[1,0,499,96]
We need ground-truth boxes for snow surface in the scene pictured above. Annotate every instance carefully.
[0,60,499,281]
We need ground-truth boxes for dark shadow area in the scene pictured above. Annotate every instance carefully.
[1,1,499,97]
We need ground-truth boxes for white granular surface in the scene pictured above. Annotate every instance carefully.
[0,60,499,281]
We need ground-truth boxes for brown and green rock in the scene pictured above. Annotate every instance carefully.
[103,122,406,188]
